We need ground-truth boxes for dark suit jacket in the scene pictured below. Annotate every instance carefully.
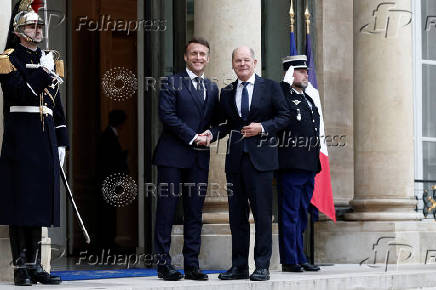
[152,70,219,169]
[277,82,321,173]
[211,75,290,173]
[97,126,129,180]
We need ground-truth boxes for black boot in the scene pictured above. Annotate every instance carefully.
[28,264,62,285]
[14,268,32,286]
[157,265,183,281]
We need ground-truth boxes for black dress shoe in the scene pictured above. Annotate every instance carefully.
[14,268,32,286]
[282,264,303,272]
[301,263,320,271]
[28,265,62,285]
[218,266,249,280]
[249,268,270,281]
[157,265,183,281]
[184,267,208,281]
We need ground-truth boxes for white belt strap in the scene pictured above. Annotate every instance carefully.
[10,106,53,116]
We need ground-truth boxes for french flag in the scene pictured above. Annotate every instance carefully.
[305,33,336,222]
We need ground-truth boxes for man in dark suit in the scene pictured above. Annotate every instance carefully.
[277,55,321,272]
[96,110,128,250]
[211,46,290,281]
[152,37,219,281]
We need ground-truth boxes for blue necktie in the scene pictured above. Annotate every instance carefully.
[241,82,249,120]
[241,82,249,153]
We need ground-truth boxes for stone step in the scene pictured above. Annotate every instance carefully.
[1,264,436,290]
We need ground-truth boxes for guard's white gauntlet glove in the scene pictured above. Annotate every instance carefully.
[40,51,55,72]
[283,65,295,86]
[58,146,66,167]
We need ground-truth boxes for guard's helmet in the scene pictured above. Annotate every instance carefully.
[12,0,45,43]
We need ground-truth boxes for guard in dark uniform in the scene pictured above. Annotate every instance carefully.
[277,55,321,272]
[0,0,68,286]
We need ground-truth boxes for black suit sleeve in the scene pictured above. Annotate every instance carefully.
[261,81,290,135]
[159,77,197,144]
[210,87,232,142]
[0,67,53,104]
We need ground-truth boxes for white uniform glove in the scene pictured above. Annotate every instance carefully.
[283,65,295,86]
[58,146,66,167]
[40,51,55,72]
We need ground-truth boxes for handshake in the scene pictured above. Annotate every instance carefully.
[194,130,213,146]
[194,123,263,147]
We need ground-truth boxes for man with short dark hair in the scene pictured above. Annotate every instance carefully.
[152,37,219,281]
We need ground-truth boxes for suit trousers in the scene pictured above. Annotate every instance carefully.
[226,154,273,269]
[154,165,208,268]
[277,170,315,265]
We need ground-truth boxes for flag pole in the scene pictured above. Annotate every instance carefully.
[289,0,297,55]
[304,0,316,266]
[289,0,295,33]
[43,0,49,50]
[304,1,310,35]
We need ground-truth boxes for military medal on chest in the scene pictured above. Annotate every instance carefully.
[296,108,301,121]
[291,99,302,121]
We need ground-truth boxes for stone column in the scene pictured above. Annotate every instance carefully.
[314,0,436,265]
[194,0,262,225]
[315,0,354,211]
[345,0,420,221]
[0,0,12,282]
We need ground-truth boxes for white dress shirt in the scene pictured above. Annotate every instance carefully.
[186,68,206,100]
[235,74,265,134]
[186,68,206,145]
[235,73,256,117]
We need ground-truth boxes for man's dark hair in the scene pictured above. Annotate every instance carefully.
[185,37,210,54]
[108,110,127,127]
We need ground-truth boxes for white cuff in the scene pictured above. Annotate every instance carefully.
[26,83,37,96]
[189,134,198,145]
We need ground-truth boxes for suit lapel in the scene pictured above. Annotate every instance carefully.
[203,78,214,115]
[230,80,240,119]
[181,71,203,115]
[248,75,264,119]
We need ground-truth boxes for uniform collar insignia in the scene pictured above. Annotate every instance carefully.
[292,100,301,105]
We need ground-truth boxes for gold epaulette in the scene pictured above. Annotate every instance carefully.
[43,50,65,78]
[55,59,64,78]
[0,48,16,74]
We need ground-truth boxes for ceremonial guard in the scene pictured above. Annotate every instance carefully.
[277,55,321,272]
[0,0,68,286]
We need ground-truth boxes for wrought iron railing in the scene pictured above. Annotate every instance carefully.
[415,180,436,219]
